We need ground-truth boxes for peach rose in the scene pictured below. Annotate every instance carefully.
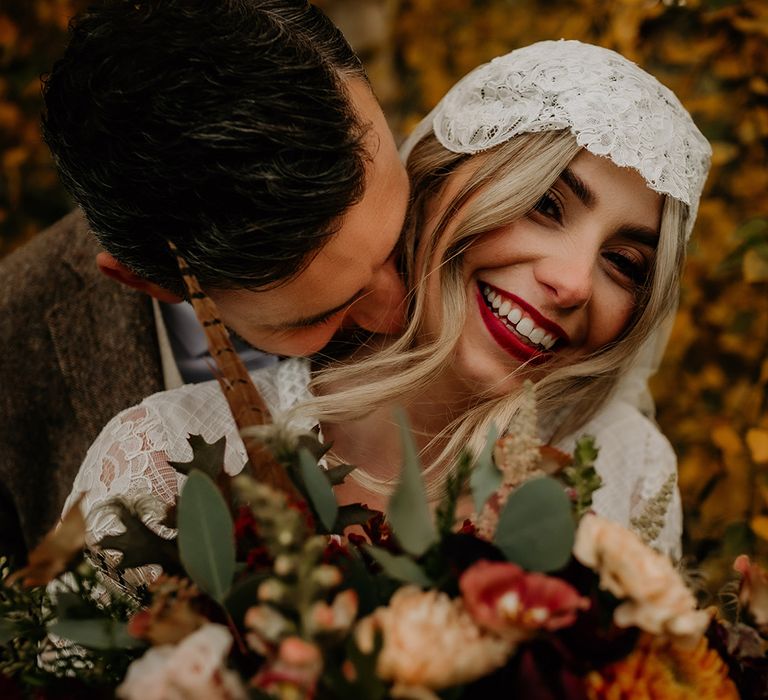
[734,554,768,631]
[355,586,513,691]
[573,514,710,647]
[117,623,246,700]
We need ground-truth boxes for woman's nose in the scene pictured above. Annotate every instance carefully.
[535,251,595,309]
[345,259,407,335]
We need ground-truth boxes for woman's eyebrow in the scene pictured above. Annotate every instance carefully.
[615,224,660,249]
[560,167,597,208]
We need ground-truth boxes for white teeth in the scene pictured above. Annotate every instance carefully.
[516,317,534,337]
[482,286,557,350]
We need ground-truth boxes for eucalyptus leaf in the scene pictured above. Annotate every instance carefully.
[178,470,236,602]
[469,424,500,514]
[386,409,436,557]
[494,477,574,572]
[365,545,433,587]
[48,618,144,650]
[299,448,339,532]
[168,434,227,479]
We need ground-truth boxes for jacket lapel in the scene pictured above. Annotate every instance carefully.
[47,215,163,439]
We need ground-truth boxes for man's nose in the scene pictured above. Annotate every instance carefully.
[345,260,407,334]
[536,251,595,310]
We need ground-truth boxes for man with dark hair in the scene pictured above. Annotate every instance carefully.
[0,0,409,560]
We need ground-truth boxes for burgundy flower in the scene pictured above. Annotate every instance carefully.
[459,560,590,637]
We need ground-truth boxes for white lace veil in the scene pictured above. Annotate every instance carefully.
[400,40,711,416]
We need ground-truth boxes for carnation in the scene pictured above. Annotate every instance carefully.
[459,560,590,637]
[355,585,513,691]
[573,514,710,647]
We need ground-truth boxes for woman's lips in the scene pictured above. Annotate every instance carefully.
[476,282,568,363]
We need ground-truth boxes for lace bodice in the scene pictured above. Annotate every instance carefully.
[64,357,682,580]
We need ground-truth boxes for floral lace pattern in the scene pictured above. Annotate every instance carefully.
[64,359,681,581]
[62,358,314,587]
[404,40,711,238]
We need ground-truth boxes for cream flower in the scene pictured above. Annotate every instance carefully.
[117,623,246,700]
[573,514,710,647]
[355,586,513,691]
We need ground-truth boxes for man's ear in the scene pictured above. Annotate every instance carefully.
[96,252,184,303]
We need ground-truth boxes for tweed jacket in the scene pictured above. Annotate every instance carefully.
[0,210,164,562]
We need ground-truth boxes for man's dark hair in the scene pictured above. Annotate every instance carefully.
[42,0,370,296]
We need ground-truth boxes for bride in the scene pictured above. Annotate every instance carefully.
[64,40,710,561]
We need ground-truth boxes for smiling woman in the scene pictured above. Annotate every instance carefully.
[297,41,709,551]
[66,40,711,567]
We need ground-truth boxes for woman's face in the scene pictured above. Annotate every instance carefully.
[420,149,664,396]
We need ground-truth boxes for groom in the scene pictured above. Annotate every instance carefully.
[0,0,409,560]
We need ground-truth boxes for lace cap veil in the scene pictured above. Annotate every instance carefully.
[400,39,712,415]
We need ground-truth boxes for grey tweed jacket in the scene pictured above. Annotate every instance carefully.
[0,210,164,562]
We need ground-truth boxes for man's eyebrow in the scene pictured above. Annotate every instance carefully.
[560,167,597,208]
[615,224,660,249]
[277,288,368,330]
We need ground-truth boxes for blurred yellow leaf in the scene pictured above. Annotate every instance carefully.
[712,424,744,457]
[747,429,768,464]
[751,516,768,542]
[743,248,768,283]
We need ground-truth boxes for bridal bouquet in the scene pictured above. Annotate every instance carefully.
[1,396,767,699]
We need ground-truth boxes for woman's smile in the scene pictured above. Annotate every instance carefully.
[476,282,566,362]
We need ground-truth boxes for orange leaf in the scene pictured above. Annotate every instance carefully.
[5,496,86,588]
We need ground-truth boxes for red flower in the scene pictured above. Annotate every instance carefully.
[233,505,260,543]
[459,560,590,637]
[457,519,478,536]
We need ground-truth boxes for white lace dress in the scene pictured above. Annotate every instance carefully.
[63,357,683,572]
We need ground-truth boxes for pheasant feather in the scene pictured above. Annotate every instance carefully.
[168,242,301,498]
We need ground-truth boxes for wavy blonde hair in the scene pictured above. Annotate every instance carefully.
[292,129,688,499]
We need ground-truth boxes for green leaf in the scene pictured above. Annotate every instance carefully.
[97,504,181,573]
[48,618,144,650]
[299,448,339,532]
[224,573,270,626]
[169,434,227,479]
[494,477,574,572]
[365,545,432,587]
[573,435,599,468]
[0,617,17,645]
[470,424,500,514]
[335,503,380,532]
[324,463,357,486]
[177,471,236,603]
[562,435,603,520]
[435,451,472,536]
[386,409,437,557]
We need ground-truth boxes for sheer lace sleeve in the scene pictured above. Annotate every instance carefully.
[61,358,313,583]
[555,399,683,560]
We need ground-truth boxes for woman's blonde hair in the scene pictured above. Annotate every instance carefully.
[292,129,688,499]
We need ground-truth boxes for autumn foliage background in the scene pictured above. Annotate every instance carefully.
[1,0,766,593]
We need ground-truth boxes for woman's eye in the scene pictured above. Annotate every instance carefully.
[603,249,649,287]
[533,192,563,223]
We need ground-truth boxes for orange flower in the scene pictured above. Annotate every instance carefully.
[584,633,740,700]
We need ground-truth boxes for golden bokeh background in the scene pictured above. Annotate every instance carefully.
[2,0,767,590]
